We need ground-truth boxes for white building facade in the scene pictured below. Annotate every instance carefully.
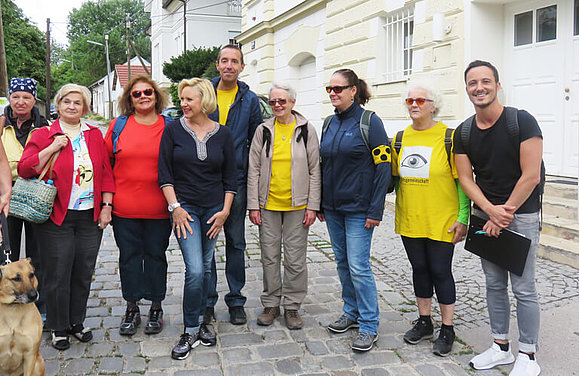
[237,0,578,179]
[145,0,243,88]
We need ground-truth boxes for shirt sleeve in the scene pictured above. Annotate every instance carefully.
[366,113,391,220]
[157,123,175,188]
[517,110,542,142]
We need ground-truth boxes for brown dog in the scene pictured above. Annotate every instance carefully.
[0,258,45,376]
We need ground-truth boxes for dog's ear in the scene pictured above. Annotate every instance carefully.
[24,257,32,265]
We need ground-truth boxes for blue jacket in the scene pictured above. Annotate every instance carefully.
[320,103,391,220]
[209,77,263,186]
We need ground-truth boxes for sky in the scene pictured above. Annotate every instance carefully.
[13,0,87,45]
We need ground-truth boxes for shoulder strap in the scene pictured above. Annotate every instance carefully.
[393,130,404,155]
[322,115,333,136]
[359,110,373,151]
[460,115,475,157]
[262,127,272,158]
[296,124,308,149]
[444,127,454,169]
[112,115,129,155]
[504,106,520,147]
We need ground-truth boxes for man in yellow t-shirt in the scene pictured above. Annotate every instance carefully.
[206,45,263,327]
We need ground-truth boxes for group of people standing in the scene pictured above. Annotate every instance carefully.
[2,46,542,376]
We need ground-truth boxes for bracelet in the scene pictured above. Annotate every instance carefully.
[101,202,113,208]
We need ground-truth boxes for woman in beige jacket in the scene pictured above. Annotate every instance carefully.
[247,83,321,330]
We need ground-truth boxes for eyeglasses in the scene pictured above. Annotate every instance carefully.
[131,88,154,98]
[405,97,433,106]
[268,99,287,106]
[325,85,353,94]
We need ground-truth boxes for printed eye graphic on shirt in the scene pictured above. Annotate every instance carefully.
[399,145,432,179]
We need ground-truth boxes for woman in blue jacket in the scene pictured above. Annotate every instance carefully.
[318,68,391,352]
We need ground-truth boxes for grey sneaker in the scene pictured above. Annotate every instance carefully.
[352,332,378,352]
[328,315,359,333]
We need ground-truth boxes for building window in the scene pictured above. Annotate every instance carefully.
[536,5,557,42]
[515,11,533,46]
[228,0,241,16]
[383,6,414,82]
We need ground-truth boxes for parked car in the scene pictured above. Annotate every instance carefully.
[161,107,184,120]
[258,95,274,120]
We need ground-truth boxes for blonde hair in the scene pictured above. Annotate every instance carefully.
[178,78,217,114]
[54,84,92,116]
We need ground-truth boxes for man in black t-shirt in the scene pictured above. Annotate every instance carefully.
[454,60,543,376]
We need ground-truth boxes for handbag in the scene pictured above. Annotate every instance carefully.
[9,152,60,224]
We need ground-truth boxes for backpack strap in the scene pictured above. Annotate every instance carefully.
[322,115,333,137]
[296,124,308,149]
[460,114,475,157]
[359,110,374,151]
[504,106,520,147]
[393,130,404,155]
[112,115,129,155]
[262,127,272,158]
[444,127,454,169]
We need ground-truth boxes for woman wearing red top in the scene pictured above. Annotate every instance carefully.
[18,83,115,350]
[104,75,171,337]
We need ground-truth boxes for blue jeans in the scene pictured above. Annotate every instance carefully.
[112,216,171,303]
[324,210,379,335]
[174,203,221,329]
[475,209,541,353]
[207,184,247,308]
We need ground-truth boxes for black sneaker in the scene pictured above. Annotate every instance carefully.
[199,323,216,346]
[403,318,433,344]
[203,306,215,324]
[144,307,163,334]
[119,305,141,336]
[229,307,247,325]
[171,333,200,360]
[433,326,455,357]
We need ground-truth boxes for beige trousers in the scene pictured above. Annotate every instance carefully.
[259,208,308,310]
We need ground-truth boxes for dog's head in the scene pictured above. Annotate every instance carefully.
[0,258,39,304]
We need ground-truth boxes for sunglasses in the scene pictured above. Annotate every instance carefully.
[405,97,433,106]
[268,99,287,106]
[131,88,154,99]
[325,85,353,94]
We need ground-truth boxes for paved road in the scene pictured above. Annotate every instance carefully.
[39,209,579,375]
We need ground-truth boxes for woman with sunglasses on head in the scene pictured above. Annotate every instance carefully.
[247,83,320,330]
[159,78,236,360]
[393,83,469,357]
[319,69,391,352]
[104,75,172,337]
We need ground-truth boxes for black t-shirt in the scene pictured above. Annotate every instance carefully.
[453,108,542,213]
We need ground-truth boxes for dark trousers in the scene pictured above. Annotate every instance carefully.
[34,210,103,332]
[401,236,456,305]
[112,215,171,303]
[207,184,247,308]
[7,215,45,314]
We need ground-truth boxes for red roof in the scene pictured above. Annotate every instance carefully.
[114,64,151,89]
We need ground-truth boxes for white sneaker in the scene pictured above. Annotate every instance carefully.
[470,342,515,370]
[509,353,541,376]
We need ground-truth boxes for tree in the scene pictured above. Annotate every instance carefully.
[65,0,151,87]
[1,0,46,96]
[163,46,220,104]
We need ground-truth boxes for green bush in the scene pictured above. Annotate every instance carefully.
[162,46,220,82]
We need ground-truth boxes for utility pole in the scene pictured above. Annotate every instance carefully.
[181,0,187,52]
[105,35,112,119]
[126,14,131,81]
[0,2,9,96]
[45,18,51,117]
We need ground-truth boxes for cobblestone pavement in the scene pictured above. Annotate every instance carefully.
[39,209,579,375]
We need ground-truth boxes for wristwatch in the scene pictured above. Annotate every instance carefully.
[168,202,181,212]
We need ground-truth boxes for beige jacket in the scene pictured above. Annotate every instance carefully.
[247,111,321,211]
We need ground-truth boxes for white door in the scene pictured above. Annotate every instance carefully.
[290,56,321,133]
[504,0,578,177]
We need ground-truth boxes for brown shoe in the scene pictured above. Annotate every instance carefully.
[284,309,303,330]
[257,307,280,326]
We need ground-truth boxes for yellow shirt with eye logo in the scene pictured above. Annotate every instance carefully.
[391,122,459,242]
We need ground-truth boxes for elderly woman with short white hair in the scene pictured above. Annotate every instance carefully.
[392,83,470,357]
[18,83,115,351]
[247,83,321,330]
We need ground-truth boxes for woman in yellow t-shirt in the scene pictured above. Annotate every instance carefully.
[392,84,470,357]
[247,83,321,330]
